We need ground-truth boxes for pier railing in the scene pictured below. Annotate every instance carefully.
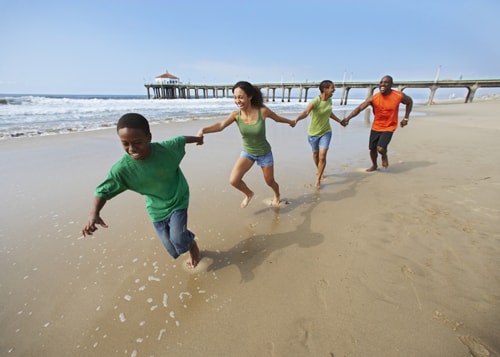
[144,79,500,104]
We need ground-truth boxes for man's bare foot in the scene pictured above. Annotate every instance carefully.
[241,192,254,208]
[187,240,200,268]
[381,154,389,168]
[366,165,378,172]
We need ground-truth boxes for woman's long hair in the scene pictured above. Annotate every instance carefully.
[232,81,264,107]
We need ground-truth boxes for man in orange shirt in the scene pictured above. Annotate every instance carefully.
[342,75,413,171]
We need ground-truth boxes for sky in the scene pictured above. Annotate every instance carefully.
[1,0,499,95]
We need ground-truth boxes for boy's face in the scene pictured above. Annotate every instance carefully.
[324,84,335,98]
[118,127,152,160]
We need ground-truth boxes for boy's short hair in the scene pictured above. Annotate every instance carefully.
[319,80,334,93]
[117,113,150,135]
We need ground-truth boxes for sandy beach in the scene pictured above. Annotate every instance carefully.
[1,99,499,356]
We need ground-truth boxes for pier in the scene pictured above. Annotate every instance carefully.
[144,79,500,104]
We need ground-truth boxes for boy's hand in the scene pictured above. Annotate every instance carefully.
[82,216,108,237]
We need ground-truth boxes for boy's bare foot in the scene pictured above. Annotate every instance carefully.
[187,240,200,268]
[366,165,378,172]
[381,154,389,168]
[241,192,254,208]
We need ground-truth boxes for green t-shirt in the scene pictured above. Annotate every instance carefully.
[236,108,271,156]
[94,136,189,222]
[308,96,333,137]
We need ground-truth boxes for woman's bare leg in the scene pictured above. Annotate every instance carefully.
[229,157,255,208]
[261,165,280,207]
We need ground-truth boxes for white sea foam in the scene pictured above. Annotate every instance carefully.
[0,94,361,139]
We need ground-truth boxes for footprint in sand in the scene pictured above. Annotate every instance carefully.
[458,335,493,357]
[262,198,290,208]
[181,256,213,274]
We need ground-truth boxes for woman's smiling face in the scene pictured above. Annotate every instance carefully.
[233,87,252,110]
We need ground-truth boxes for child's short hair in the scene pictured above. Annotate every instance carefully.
[319,80,334,93]
[117,113,150,135]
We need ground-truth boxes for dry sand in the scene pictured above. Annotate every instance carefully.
[0,100,499,356]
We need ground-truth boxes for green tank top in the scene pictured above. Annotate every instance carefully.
[236,108,271,156]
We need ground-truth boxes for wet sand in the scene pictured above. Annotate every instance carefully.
[0,99,499,356]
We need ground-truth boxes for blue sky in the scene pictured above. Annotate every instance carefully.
[1,0,499,95]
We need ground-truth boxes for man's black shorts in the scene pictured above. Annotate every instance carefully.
[368,130,394,150]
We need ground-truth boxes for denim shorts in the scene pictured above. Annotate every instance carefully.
[152,208,195,259]
[240,150,274,167]
[307,131,332,152]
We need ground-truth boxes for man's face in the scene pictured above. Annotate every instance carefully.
[378,76,393,95]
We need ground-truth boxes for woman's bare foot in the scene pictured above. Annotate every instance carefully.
[271,196,281,207]
[241,191,254,208]
[366,165,378,172]
[187,240,200,268]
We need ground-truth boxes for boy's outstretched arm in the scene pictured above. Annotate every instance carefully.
[185,136,204,145]
[82,196,108,237]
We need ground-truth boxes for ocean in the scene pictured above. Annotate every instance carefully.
[0,93,376,140]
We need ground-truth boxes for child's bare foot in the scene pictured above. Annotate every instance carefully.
[381,154,389,168]
[187,240,200,268]
[366,165,378,172]
[271,196,281,207]
[241,192,254,208]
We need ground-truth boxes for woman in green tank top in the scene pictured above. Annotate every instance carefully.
[295,80,345,188]
[197,81,295,208]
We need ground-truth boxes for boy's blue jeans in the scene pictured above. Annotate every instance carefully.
[153,209,195,259]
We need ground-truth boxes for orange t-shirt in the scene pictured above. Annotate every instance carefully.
[371,90,403,132]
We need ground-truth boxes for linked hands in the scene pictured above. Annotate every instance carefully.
[196,129,204,145]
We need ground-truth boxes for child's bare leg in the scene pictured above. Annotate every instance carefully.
[315,148,328,187]
[187,240,200,268]
[241,191,254,208]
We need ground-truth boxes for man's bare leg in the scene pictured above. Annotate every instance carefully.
[381,154,389,168]
[366,149,378,172]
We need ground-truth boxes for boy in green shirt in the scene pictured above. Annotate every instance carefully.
[81,113,203,268]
